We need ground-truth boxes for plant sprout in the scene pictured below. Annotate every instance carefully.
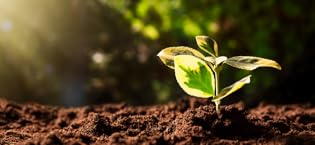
[157,36,281,113]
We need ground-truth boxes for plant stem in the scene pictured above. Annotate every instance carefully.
[214,70,219,96]
[215,100,221,114]
[214,69,220,113]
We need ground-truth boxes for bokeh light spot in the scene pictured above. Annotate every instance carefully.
[1,20,12,32]
[92,52,105,64]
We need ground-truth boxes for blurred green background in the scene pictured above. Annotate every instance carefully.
[0,0,314,106]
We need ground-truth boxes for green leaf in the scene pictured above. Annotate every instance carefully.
[174,55,215,98]
[195,35,219,56]
[212,75,251,102]
[224,56,282,71]
[157,46,205,69]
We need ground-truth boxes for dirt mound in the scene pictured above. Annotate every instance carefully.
[1,98,315,144]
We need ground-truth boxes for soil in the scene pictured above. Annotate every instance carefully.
[1,97,315,145]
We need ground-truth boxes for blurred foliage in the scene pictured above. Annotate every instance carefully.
[0,0,314,106]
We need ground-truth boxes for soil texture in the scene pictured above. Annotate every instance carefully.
[1,97,315,145]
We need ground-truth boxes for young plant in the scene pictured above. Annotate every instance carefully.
[157,36,281,113]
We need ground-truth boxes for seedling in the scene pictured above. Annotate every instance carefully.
[157,36,281,113]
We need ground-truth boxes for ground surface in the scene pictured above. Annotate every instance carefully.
[1,98,315,145]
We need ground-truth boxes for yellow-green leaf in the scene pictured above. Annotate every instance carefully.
[203,56,227,68]
[215,56,227,66]
[174,55,215,98]
[224,56,282,71]
[195,35,219,56]
[204,56,215,64]
[212,75,251,102]
[157,46,205,69]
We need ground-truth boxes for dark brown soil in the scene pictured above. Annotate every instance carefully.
[1,97,315,145]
